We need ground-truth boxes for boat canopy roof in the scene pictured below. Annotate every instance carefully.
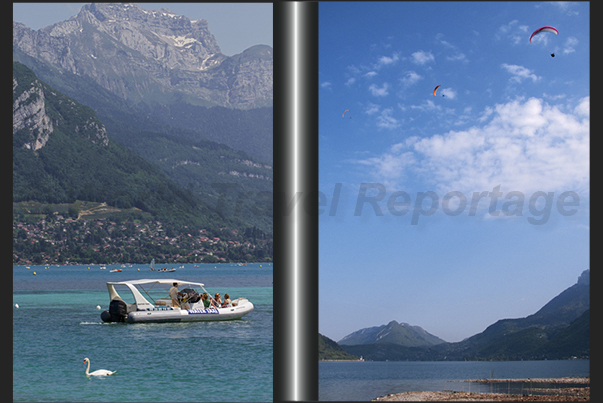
[107,279,204,287]
[106,279,206,309]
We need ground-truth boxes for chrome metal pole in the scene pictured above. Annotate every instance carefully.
[274,2,318,401]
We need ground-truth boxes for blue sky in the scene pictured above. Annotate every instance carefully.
[319,2,589,342]
[12,3,272,56]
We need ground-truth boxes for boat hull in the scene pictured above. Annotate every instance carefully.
[125,302,254,323]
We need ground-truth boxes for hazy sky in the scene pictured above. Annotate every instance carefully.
[12,3,273,56]
[319,2,589,343]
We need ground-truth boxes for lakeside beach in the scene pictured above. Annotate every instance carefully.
[374,377,590,401]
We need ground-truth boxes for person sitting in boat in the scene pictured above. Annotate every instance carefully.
[214,293,223,307]
[169,283,183,308]
[222,293,232,308]
[201,293,211,308]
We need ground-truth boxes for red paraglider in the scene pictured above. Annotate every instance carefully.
[342,109,349,118]
[433,85,441,97]
[529,26,558,43]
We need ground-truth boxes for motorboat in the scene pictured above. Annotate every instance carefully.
[100,279,254,323]
[109,268,122,273]
[157,267,176,273]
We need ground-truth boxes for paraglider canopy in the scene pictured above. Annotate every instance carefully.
[433,85,441,97]
[529,26,558,43]
[342,109,349,118]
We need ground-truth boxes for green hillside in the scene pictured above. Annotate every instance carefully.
[319,333,359,361]
[13,62,272,264]
[15,51,274,234]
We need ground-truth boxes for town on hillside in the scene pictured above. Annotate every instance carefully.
[13,213,272,265]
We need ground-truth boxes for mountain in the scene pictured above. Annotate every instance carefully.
[13,3,272,109]
[340,270,589,361]
[14,61,226,230]
[319,333,359,361]
[14,3,273,235]
[339,320,446,347]
[13,3,273,163]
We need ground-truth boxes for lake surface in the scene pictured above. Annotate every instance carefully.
[13,263,273,402]
[319,359,589,401]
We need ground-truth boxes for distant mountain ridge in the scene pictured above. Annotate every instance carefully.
[13,3,272,109]
[338,270,589,361]
[339,320,446,347]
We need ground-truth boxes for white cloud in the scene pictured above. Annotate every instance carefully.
[410,99,440,112]
[353,97,589,196]
[401,71,422,87]
[550,2,579,16]
[501,63,541,83]
[563,37,579,54]
[497,20,529,45]
[446,52,467,62]
[439,87,456,99]
[376,53,399,67]
[376,108,400,130]
[364,103,380,115]
[320,81,332,89]
[435,33,456,49]
[542,93,566,101]
[411,50,435,65]
[343,53,399,88]
[368,82,389,97]
[574,96,589,117]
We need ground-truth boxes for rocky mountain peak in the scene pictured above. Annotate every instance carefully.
[577,269,589,286]
[339,320,446,347]
[14,3,271,109]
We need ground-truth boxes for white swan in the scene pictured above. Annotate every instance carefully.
[83,357,116,376]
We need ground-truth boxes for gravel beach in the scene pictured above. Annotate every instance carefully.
[373,378,590,401]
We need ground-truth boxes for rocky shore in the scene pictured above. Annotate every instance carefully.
[373,378,589,401]
[458,377,589,384]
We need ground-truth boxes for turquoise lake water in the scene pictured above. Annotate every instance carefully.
[13,263,273,402]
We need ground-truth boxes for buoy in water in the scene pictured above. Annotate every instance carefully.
[96,305,101,310]
[15,304,19,308]
[33,272,37,275]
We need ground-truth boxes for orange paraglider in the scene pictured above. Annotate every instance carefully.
[342,109,349,118]
[433,85,441,97]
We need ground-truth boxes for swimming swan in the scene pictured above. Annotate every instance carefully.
[83,358,116,376]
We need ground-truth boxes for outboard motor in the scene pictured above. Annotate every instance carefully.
[100,298,128,322]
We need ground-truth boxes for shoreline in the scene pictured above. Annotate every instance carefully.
[373,378,590,401]
[454,376,589,384]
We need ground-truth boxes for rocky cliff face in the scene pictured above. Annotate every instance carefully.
[13,3,272,109]
[13,76,53,151]
[13,62,109,153]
